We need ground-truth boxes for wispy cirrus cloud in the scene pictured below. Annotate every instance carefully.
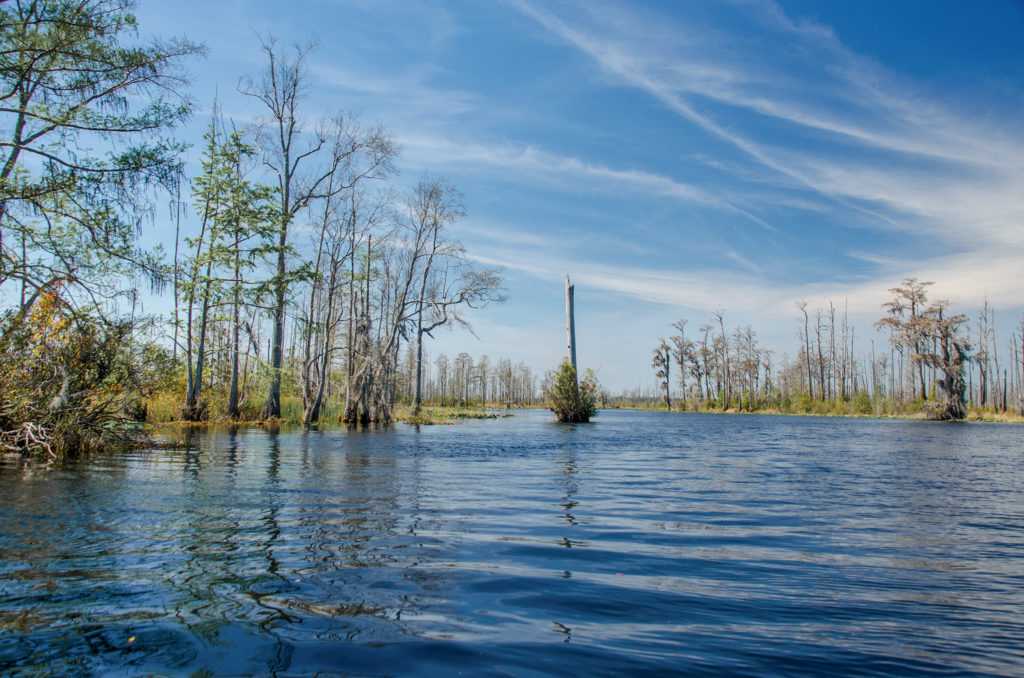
[507,0,1024,309]
[469,225,1024,328]
[398,133,779,232]
[401,134,707,200]
[312,63,481,120]
[511,0,1024,174]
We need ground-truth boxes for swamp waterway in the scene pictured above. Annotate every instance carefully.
[1,409,1023,676]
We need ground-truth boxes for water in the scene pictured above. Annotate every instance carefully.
[2,410,1023,676]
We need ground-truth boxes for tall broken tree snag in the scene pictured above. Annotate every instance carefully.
[546,274,598,423]
[566,274,577,375]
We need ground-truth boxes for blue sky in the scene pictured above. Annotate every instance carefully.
[135,0,1024,392]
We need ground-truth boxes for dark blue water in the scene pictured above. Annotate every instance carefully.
[2,410,1023,676]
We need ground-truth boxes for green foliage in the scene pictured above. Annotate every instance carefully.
[0,287,145,457]
[182,121,280,318]
[852,390,873,415]
[0,0,202,299]
[179,122,279,419]
[187,124,280,295]
[135,342,183,394]
[545,358,598,423]
[651,338,671,410]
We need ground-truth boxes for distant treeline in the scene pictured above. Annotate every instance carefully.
[146,346,541,422]
[645,279,1022,420]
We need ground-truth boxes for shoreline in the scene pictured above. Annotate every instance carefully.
[602,404,1024,424]
[144,404,1024,430]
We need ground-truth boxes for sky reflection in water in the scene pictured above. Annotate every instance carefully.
[2,410,1024,676]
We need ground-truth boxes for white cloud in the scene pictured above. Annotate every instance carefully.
[396,133,785,236]
[469,225,1024,326]
[508,0,1024,312]
[311,63,480,119]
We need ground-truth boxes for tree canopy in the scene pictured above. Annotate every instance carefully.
[0,0,202,305]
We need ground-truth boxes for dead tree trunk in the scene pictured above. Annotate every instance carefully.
[566,274,577,374]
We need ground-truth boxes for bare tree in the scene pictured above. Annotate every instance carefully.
[877,278,932,402]
[496,358,514,408]
[435,353,450,406]
[670,319,692,406]
[975,298,994,407]
[713,309,730,410]
[652,338,672,410]
[797,301,814,399]
[241,36,396,419]
[814,307,826,401]
[699,323,715,402]
[406,177,504,417]
[916,301,970,419]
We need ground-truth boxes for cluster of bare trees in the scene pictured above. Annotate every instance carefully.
[653,312,772,411]
[874,278,970,419]
[174,39,503,423]
[827,280,1020,414]
[972,298,1022,412]
[393,351,538,408]
[651,279,1024,419]
[793,299,860,403]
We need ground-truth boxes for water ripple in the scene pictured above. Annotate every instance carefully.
[2,411,1024,676]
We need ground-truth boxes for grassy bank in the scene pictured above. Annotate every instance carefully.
[144,387,516,428]
[610,398,1024,423]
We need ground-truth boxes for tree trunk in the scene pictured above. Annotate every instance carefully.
[261,226,287,420]
[226,293,241,418]
[225,242,242,419]
[305,272,336,423]
[261,280,285,420]
[566,274,577,374]
[186,268,214,420]
[815,312,825,402]
[800,303,813,399]
[410,320,425,417]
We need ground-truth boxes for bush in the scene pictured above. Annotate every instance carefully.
[0,288,145,457]
[545,358,598,423]
[852,391,873,415]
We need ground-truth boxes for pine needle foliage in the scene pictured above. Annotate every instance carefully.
[545,358,598,423]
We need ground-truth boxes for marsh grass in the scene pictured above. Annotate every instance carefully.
[145,387,512,428]
[396,406,511,425]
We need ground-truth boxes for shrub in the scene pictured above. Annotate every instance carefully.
[0,288,145,457]
[852,391,873,415]
[545,358,598,423]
